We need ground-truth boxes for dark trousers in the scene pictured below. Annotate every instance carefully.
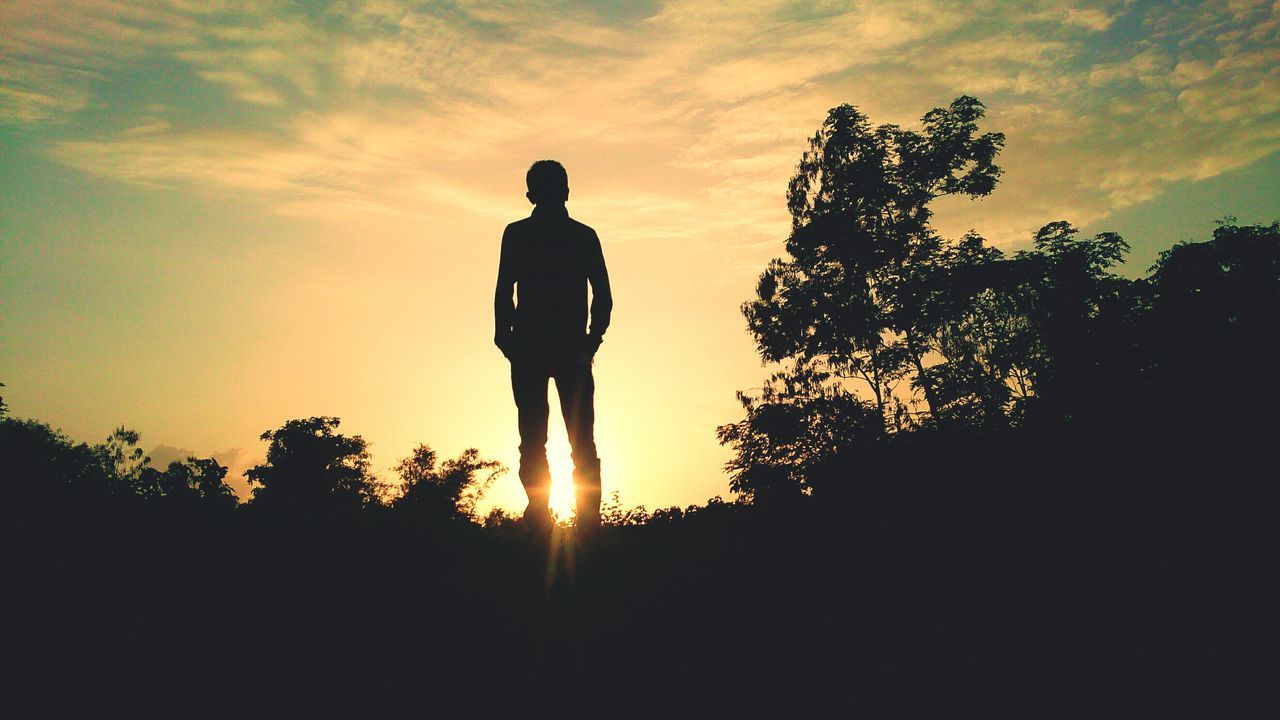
[510,353,601,519]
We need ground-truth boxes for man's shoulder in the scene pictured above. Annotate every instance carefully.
[505,214,597,239]
[566,217,597,236]
[558,216,598,242]
[505,216,536,234]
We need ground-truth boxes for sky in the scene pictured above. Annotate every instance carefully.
[2,0,1278,516]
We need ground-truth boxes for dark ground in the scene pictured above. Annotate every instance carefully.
[5,421,1274,718]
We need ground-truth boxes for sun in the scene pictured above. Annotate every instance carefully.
[545,439,578,522]
[542,430,578,520]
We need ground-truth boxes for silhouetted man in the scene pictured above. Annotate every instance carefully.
[494,160,612,533]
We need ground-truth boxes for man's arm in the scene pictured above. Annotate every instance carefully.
[494,226,516,356]
[587,229,612,349]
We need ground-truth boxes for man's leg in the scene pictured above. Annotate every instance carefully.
[511,358,552,528]
[554,359,601,529]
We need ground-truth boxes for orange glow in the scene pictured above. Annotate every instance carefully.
[6,0,1273,518]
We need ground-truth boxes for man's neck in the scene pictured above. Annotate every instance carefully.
[532,203,568,217]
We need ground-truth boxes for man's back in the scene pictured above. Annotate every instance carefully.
[496,204,611,352]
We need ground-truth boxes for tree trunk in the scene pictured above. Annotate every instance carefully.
[905,330,941,420]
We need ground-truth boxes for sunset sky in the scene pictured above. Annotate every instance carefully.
[2,0,1278,515]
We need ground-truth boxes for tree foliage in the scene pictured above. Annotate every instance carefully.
[1,416,236,513]
[135,456,238,511]
[745,96,1006,419]
[726,97,1009,500]
[1144,219,1280,416]
[391,444,504,522]
[1,417,123,509]
[723,94,1277,503]
[102,426,149,489]
[716,363,882,504]
[246,416,383,512]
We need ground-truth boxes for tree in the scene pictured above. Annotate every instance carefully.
[0,416,125,510]
[100,426,149,488]
[897,230,1021,426]
[391,444,504,522]
[724,97,1005,501]
[1004,221,1135,420]
[1145,220,1280,418]
[742,96,1006,424]
[599,491,652,526]
[1147,220,1279,346]
[135,456,239,511]
[716,361,884,503]
[245,417,382,512]
[903,222,1137,425]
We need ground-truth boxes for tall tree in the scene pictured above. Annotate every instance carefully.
[743,96,1005,423]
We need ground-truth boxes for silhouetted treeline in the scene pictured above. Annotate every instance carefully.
[0,410,507,524]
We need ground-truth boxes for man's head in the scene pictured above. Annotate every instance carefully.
[526,159,569,206]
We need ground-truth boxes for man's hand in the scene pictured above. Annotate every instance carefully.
[494,331,513,359]
[573,334,602,365]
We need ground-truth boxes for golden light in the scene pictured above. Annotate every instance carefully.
[545,433,578,522]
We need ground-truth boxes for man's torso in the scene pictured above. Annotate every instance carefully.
[504,209,598,349]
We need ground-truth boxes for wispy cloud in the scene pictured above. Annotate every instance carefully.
[4,0,1278,245]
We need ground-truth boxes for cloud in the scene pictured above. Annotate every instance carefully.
[1064,7,1115,31]
[0,0,199,123]
[210,447,256,500]
[144,444,258,500]
[147,443,197,468]
[4,0,1279,247]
